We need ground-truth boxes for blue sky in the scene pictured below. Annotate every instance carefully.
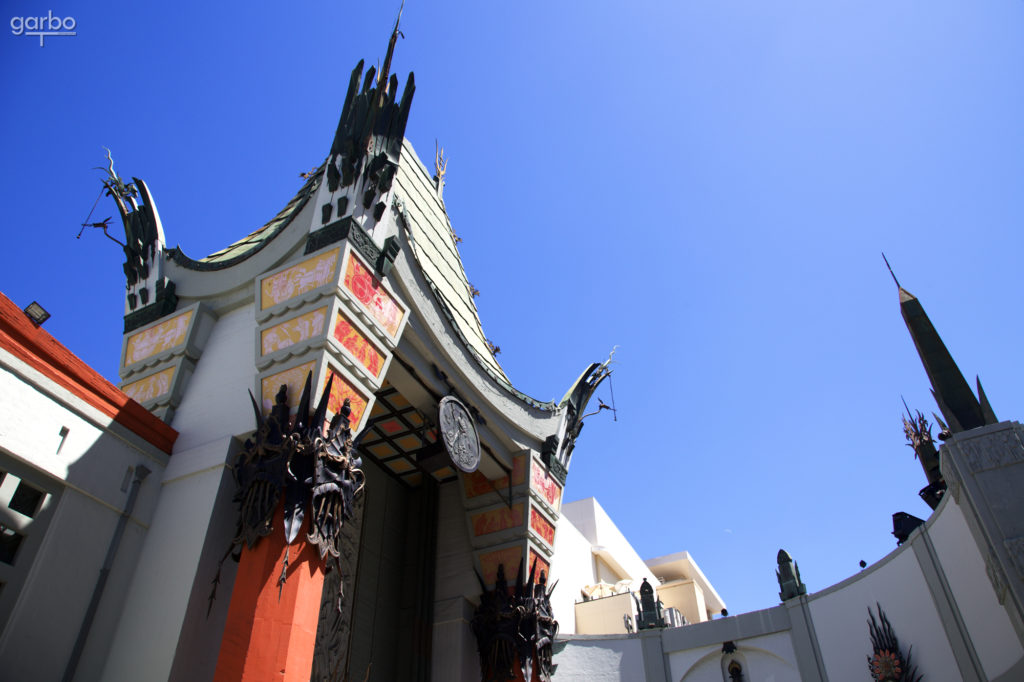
[3,1,1023,617]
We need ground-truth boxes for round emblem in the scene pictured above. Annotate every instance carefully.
[438,396,480,473]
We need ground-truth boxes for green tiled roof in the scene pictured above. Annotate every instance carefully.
[166,170,321,270]
[393,140,510,384]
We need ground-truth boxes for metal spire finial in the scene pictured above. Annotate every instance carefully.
[882,252,900,289]
[378,0,406,97]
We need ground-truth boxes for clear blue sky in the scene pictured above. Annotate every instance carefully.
[3,1,1023,617]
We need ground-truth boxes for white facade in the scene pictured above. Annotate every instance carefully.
[553,423,1024,681]
[0,294,173,682]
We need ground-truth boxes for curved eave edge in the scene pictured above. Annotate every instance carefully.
[164,172,322,272]
[393,195,558,413]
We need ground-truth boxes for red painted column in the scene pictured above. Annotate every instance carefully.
[214,504,324,682]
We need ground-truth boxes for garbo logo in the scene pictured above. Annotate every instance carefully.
[10,11,76,47]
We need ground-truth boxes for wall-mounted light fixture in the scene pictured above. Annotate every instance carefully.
[23,301,50,326]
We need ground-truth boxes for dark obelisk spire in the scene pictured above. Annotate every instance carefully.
[885,254,997,434]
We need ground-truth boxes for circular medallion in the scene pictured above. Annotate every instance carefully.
[438,396,480,473]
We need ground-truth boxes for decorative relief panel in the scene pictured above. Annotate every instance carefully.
[529,548,550,578]
[326,368,369,430]
[332,311,385,378]
[124,309,193,367]
[260,361,316,414]
[463,454,528,500]
[959,429,1024,473]
[530,461,563,511]
[472,504,525,538]
[123,367,175,404]
[260,248,340,310]
[342,251,404,337]
[1004,537,1024,580]
[530,508,556,546]
[261,307,328,356]
[986,550,1009,605]
[479,546,523,587]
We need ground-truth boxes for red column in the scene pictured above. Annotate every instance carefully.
[214,505,324,682]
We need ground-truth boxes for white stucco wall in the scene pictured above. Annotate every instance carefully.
[561,498,660,592]
[552,636,645,681]
[668,628,799,682]
[102,303,257,682]
[928,498,1024,678]
[168,303,256,453]
[551,508,599,634]
[0,348,167,682]
[808,542,960,682]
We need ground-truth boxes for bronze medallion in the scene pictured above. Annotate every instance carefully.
[439,395,480,473]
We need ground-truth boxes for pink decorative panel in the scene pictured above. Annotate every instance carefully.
[471,504,524,538]
[326,369,369,430]
[332,312,385,377]
[479,546,523,588]
[529,508,556,546]
[463,454,528,500]
[528,549,550,581]
[530,461,563,510]
[342,253,403,337]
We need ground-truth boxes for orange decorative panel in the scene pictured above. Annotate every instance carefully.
[479,546,523,587]
[261,362,316,414]
[528,549,550,581]
[342,253,403,337]
[471,504,524,538]
[260,249,339,309]
[326,369,369,430]
[124,310,193,366]
[463,454,528,500]
[530,508,556,546]
[530,462,563,510]
[463,471,494,499]
[261,308,328,355]
[123,367,174,403]
[332,312,385,377]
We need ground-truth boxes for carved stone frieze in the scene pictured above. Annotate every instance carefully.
[947,475,962,505]
[986,550,1009,605]
[958,429,1024,473]
[1004,537,1024,581]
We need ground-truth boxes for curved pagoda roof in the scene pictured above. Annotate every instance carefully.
[167,139,516,393]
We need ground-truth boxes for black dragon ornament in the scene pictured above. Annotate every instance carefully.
[210,372,365,613]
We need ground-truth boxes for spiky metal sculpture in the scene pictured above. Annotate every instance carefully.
[901,405,946,510]
[867,604,922,682]
[210,372,364,613]
[472,560,559,682]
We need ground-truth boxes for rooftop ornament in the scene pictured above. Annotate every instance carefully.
[885,253,997,436]
[776,549,807,601]
[901,400,946,510]
[633,578,665,630]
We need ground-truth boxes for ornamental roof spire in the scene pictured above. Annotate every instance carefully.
[885,254,997,434]
[377,1,405,103]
